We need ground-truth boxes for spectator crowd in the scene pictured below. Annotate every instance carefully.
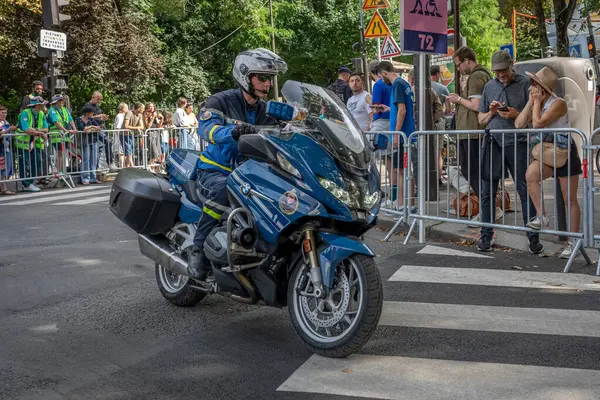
[332,47,580,260]
[0,89,204,193]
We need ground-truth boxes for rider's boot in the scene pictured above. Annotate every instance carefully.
[187,245,210,281]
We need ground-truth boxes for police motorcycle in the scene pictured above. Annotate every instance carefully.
[109,80,388,357]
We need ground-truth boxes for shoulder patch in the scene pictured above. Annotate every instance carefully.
[199,110,212,121]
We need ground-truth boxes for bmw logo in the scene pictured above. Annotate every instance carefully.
[241,183,251,196]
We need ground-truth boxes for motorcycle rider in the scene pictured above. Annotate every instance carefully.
[187,48,288,280]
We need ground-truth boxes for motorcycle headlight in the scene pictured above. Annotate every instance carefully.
[363,191,380,209]
[276,152,302,180]
[318,177,351,205]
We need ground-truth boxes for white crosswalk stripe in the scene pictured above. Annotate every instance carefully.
[0,186,112,206]
[389,265,600,291]
[277,248,600,399]
[278,354,599,400]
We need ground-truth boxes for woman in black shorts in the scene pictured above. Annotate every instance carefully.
[516,66,582,259]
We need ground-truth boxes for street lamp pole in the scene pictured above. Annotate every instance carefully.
[269,0,279,100]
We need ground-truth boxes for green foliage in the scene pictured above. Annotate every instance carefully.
[451,0,512,68]
[0,0,529,114]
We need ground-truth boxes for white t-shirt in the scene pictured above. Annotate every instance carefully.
[347,91,372,131]
[173,108,187,127]
[184,113,197,128]
[114,113,125,130]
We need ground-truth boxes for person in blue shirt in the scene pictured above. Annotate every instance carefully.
[187,48,288,281]
[368,60,392,131]
[376,61,415,209]
[76,105,102,185]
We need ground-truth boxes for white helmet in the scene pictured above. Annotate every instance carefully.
[233,48,288,95]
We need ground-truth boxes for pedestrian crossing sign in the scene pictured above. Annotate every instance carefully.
[380,36,402,58]
[364,11,392,39]
[362,0,391,10]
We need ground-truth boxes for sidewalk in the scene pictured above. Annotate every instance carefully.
[378,175,600,262]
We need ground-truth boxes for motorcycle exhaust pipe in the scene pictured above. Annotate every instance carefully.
[229,271,258,305]
[138,234,189,277]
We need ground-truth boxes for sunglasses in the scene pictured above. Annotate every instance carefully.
[253,74,273,83]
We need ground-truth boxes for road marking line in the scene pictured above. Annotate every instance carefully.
[388,266,600,291]
[277,354,600,399]
[55,195,110,205]
[417,245,493,258]
[0,184,110,203]
[0,188,112,206]
[379,301,600,337]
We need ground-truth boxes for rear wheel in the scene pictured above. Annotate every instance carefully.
[155,263,206,306]
[288,254,382,358]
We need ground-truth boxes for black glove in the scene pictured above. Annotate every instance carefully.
[231,124,257,141]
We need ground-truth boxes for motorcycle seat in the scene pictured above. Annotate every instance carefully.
[183,180,202,205]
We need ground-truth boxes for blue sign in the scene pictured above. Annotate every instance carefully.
[569,44,582,58]
[500,44,514,60]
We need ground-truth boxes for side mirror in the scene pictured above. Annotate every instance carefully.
[266,101,295,121]
[373,133,388,151]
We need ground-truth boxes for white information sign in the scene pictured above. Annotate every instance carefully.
[40,29,67,51]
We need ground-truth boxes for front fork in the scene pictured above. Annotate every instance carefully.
[303,229,325,298]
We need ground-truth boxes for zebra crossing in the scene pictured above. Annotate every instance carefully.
[277,244,600,399]
[0,185,111,206]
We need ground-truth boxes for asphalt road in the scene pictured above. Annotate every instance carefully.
[1,186,600,400]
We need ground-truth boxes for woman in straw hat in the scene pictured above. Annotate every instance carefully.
[516,66,582,259]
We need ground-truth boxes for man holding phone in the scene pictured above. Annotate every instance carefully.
[477,50,542,254]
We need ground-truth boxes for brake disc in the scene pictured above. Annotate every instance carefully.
[300,269,351,328]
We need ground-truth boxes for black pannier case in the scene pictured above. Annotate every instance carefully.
[109,169,180,235]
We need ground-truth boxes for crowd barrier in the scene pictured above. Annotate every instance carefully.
[0,126,205,191]
[586,128,600,275]
[143,127,205,172]
[380,127,598,275]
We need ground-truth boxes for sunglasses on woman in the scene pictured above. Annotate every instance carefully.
[253,74,273,83]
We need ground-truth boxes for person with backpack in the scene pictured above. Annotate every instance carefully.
[448,46,499,225]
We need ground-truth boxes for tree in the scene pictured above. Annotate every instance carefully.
[451,0,512,68]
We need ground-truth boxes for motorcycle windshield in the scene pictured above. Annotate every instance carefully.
[281,80,371,171]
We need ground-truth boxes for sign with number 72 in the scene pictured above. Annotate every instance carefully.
[402,0,448,54]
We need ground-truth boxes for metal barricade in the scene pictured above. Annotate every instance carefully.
[0,132,73,190]
[368,131,410,241]
[585,128,600,275]
[143,127,206,172]
[108,129,146,171]
[399,128,593,273]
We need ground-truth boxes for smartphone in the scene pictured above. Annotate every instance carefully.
[498,106,509,112]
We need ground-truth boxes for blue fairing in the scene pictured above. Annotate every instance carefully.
[318,232,375,288]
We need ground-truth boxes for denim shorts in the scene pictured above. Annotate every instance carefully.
[161,142,169,155]
[120,135,133,156]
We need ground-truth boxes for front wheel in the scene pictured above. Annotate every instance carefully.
[155,263,206,306]
[288,254,382,358]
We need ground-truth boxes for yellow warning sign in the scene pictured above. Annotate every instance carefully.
[364,11,391,39]
[362,0,391,10]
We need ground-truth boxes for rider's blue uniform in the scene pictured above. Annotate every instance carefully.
[193,89,276,248]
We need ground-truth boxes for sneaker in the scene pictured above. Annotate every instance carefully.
[467,213,480,228]
[81,180,90,186]
[477,235,492,252]
[560,242,575,259]
[494,207,504,222]
[22,184,41,192]
[528,237,544,254]
[526,215,549,230]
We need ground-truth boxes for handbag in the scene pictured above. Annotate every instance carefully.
[532,142,568,168]
[452,192,479,218]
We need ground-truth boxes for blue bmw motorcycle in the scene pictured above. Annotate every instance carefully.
[109,81,386,357]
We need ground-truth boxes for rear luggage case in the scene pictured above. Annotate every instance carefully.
[109,168,180,235]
